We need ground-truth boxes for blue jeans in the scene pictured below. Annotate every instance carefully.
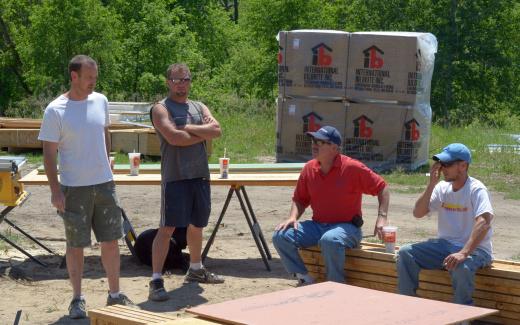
[396,238,492,305]
[272,220,362,283]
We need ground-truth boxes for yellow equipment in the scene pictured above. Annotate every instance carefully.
[0,156,29,206]
[1,156,59,266]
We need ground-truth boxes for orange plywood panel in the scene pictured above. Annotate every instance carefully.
[187,282,497,325]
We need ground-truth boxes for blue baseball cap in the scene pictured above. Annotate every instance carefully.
[433,143,472,163]
[306,126,342,146]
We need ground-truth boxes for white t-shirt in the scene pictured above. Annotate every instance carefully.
[429,176,494,257]
[38,92,113,186]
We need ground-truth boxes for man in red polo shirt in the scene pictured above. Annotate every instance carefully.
[272,126,390,284]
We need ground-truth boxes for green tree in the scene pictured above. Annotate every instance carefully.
[17,0,122,98]
[109,0,204,101]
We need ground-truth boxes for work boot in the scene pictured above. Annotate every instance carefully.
[68,297,87,319]
[106,293,138,308]
[148,278,169,301]
[184,267,224,284]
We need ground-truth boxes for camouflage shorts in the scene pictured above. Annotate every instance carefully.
[60,181,123,247]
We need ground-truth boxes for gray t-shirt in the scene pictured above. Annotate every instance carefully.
[154,98,209,182]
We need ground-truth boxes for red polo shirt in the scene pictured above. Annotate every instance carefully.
[293,154,386,223]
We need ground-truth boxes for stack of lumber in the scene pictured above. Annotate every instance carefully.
[111,128,212,157]
[0,118,212,156]
[299,242,520,324]
[88,305,221,325]
[0,118,43,149]
[0,117,146,130]
[111,128,160,156]
[0,117,154,153]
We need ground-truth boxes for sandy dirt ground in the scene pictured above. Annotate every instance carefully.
[0,165,519,324]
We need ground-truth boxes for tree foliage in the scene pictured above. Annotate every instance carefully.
[0,0,518,126]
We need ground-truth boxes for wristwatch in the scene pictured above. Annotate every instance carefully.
[378,211,388,218]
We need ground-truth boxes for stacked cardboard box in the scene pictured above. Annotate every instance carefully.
[276,30,437,171]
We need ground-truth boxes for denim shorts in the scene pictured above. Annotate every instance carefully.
[60,181,123,247]
[160,178,211,228]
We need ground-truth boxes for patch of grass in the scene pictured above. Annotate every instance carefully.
[0,228,23,253]
[363,237,382,244]
[45,301,59,313]
[391,186,426,194]
[0,148,43,165]
[383,122,520,199]
[209,110,275,163]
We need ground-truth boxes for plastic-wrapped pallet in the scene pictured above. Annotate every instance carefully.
[276,30,437,171]
[276,99,432,171]
[278,30,349,100]
[346,32,437,105]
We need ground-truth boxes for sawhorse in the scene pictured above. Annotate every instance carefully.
[202,185,272,271]
[0,193,60,267]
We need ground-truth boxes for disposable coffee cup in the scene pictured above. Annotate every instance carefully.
[219,157,230,179]
[382,226,397,253]
[128,152,141,176]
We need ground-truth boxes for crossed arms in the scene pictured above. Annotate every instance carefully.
[151,102,221,146]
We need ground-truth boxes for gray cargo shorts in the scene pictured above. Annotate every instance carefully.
[60,181,123,247]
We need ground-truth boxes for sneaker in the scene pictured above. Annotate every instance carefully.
[106,293,138,308]
[148,278,169,301]
[184,267,224,284]
[296,278,315,287]
[68,297,87,319]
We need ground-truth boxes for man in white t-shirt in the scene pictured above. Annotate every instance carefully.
[397,143,493,305]
[38,55,135,319]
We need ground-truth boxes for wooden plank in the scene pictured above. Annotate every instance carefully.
[0,117,149,130]
[482,314,520,325]
[0,118,42,129]
[0,129,42,148]
[110,130,140,154]
[88,305,178,325]
[310,262,520,308]
[417,290,520,321]
[36,163,304,175]
[301,249,520,295]
[137,130,160,156]
[20,169,300,186]
[307,259,520,302]
[301,246,520,281]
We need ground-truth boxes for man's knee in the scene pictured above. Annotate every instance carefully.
[451,263,474,281]
[155,226,175,243]
[397,244,413,260]
[272,230,288,247]
[100,239,119,249]
[318,231,346,249]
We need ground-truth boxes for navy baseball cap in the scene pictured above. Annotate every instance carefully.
[306,126,342,146]
[433,143,472,163]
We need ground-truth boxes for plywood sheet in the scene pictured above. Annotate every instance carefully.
[187,282,497,325]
